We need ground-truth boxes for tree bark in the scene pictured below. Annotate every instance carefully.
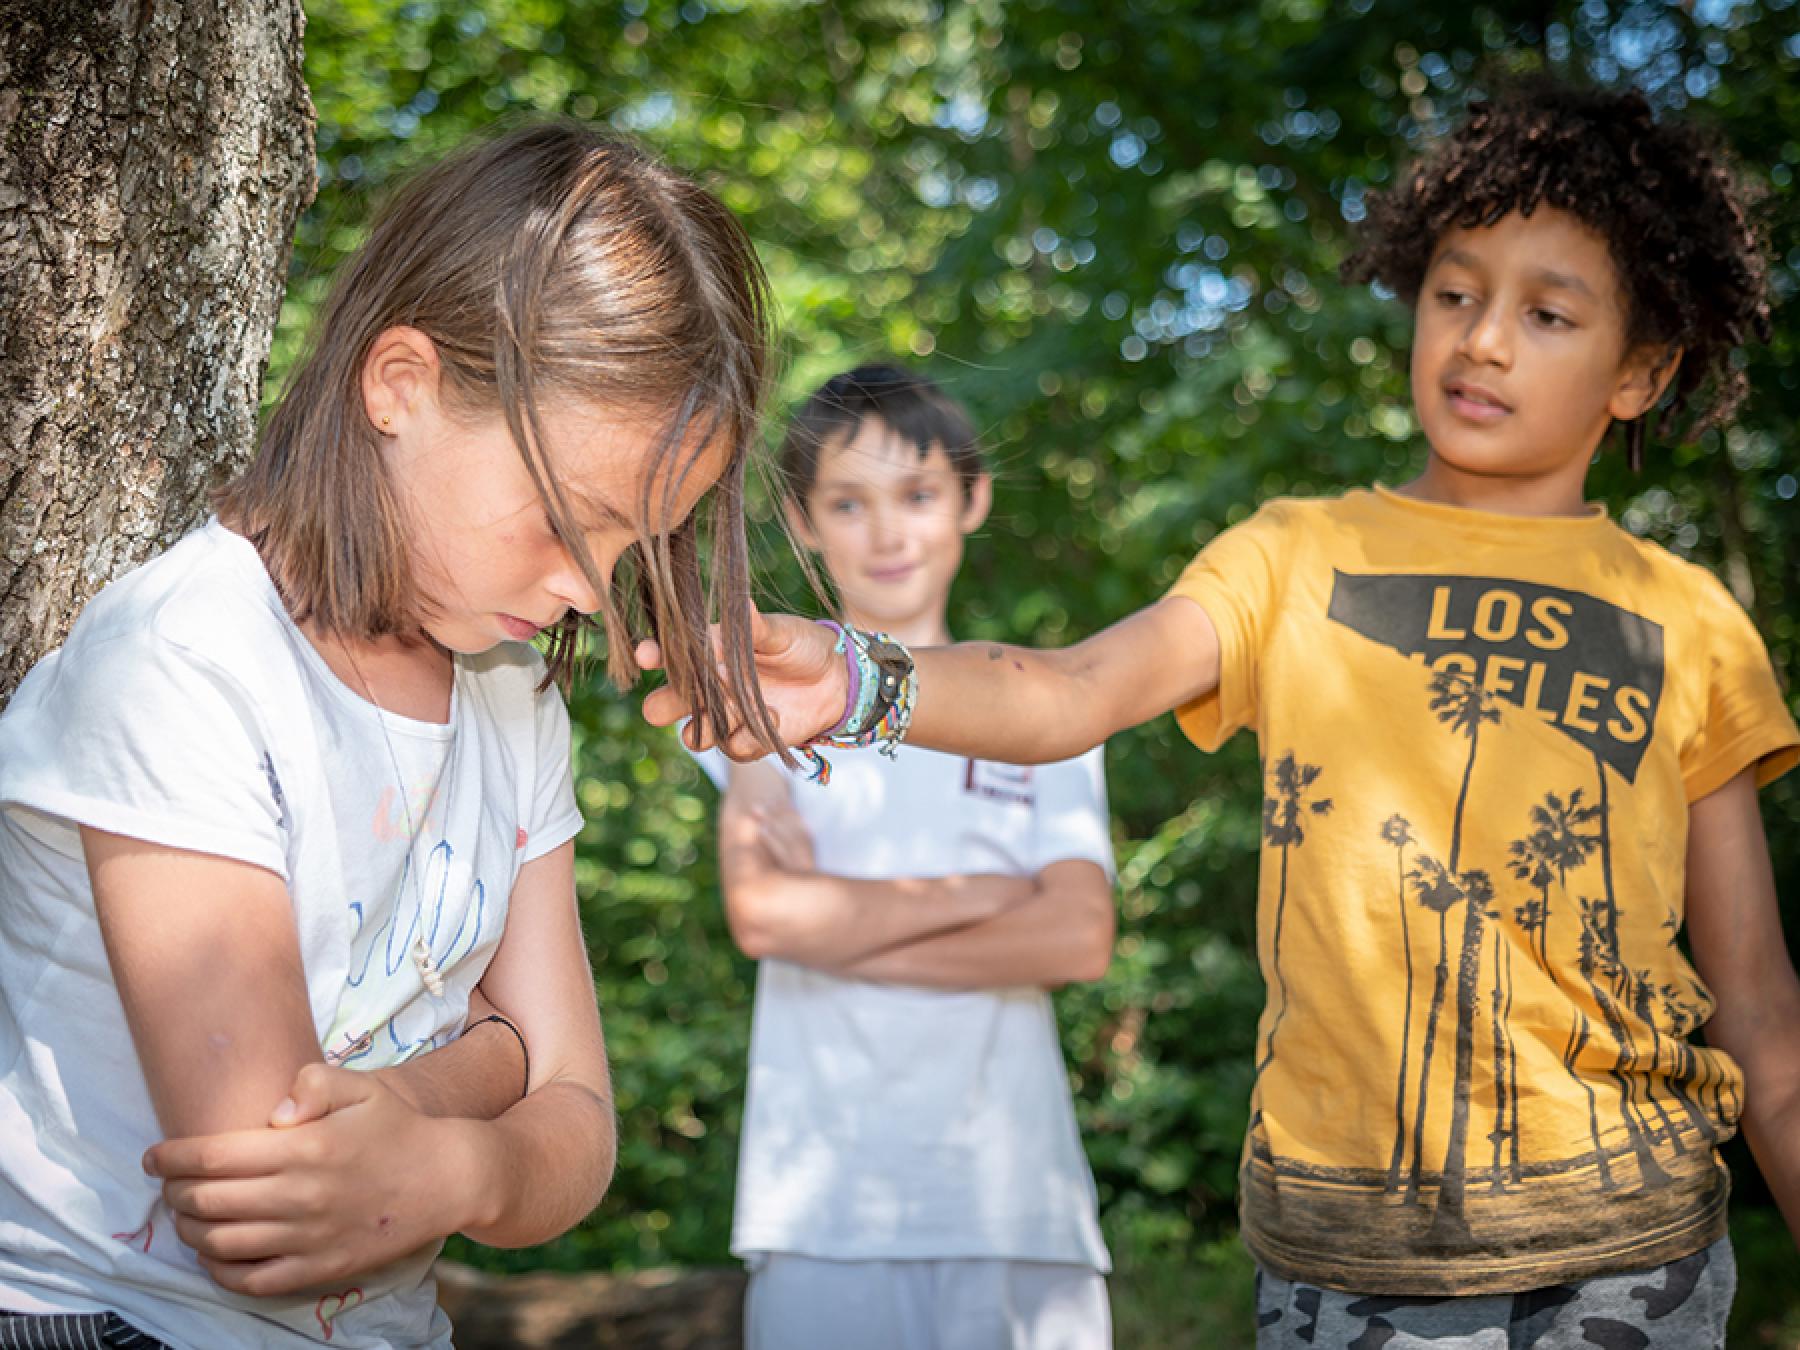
[0,0,314,706]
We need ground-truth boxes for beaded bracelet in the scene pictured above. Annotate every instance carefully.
[797,623,917,786]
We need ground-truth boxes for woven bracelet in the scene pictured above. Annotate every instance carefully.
[815,619,877,736]
[798,626,916,785]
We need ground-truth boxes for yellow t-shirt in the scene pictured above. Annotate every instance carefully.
[1168,485,1799,1295]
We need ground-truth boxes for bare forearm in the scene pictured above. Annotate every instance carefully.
[907,642,1109,763]
[906,599,1222,763]
[1741,1075,1800,1245]
[732,869,1031,966]
[1725,996,1800,1246]
[457,1079,617,1249]
[840,881,1114,990]
[1685,772,1800,1249]
[374,1012,525,1122]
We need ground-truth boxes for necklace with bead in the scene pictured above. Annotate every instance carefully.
[343,640,456,999]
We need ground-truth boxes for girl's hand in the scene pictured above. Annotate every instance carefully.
[146,1063,480,1297]
[638,610,847,759]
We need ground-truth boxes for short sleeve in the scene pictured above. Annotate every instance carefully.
[1163,502,1295,751]
[0,631,287,876]
[1028,746,1116,879]
[521,679,583,862]
[1679,574,1800,802]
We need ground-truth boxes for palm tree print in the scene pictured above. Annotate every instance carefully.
[1404,852,1464,1203]
[1432,868,1496,1241]
[1486,910,1518,1188]
[1511,890,1613,1188]
[1509,790,1636,1189]
[1523,788,1602,986]
[1564,1006,1615,1188]
[1426,667,1501,874]
[1507,835,1555,966]
[1634,969,1710,1148]
[1577,895,1671,1188]
[1583,751,1678,1174]
[1257,751,1331,1075]
[1620,967,1682,1152]
[1508,824,1618,1181]
[1422,667,1501,1237]
[1677,978,1737,1120]
[1659,982,1721,1144]
[1381,813,1418,1192]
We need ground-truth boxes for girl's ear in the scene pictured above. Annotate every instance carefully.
[781,494,821,551]
[1609,344,1682,423]
[959,473,994,535]
[361,326,445,436]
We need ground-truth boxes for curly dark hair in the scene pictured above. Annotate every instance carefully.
[1342,76,1771,470]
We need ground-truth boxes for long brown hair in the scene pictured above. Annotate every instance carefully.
[219,121,782,753]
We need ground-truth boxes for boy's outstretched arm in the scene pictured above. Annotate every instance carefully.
[719,762,1032,966]
[645,595,1223,766]
[1685,768,1800,1245]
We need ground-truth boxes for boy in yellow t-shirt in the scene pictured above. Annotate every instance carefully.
[651,78,1800,1343]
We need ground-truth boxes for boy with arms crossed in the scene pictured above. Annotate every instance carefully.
[659,83,1800,1345]
[700,366,1117,1350]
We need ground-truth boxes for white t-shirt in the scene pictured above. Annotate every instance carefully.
[699,743,1115,1271]
[0,521,583,1348]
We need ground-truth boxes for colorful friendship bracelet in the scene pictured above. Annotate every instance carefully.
[797,622,917,785]
[817,620,877,737]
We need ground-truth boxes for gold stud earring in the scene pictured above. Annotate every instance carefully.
[380,415,391,429]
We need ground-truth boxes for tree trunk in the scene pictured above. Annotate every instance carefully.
[0,0,314,706]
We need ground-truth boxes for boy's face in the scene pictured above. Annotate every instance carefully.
[792,416,991,639]
[1410,206,1668,496]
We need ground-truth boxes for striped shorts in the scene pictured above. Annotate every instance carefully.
[0,1311,168,1350]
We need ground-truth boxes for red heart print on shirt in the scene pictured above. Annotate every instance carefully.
[315,1288,365,1340]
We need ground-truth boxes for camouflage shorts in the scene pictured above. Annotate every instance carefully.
[1255,1238,1734,1349]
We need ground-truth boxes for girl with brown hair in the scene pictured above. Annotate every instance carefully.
[0,122,781,1348]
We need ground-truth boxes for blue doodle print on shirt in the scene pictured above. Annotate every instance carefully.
[338,839,488,1066]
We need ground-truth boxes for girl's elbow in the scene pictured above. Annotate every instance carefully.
[586,1136,619,1215]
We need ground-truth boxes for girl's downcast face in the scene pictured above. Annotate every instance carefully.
[372,328,728,656]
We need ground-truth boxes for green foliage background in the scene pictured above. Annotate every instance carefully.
[283,0,1800,1334]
